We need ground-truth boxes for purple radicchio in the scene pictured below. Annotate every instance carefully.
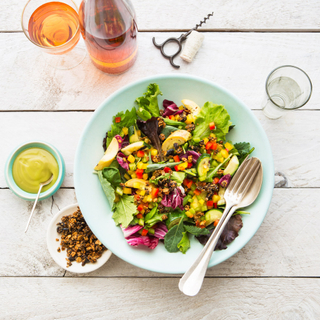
[137,117,163,161]
[162,100,184,117]
[196,215,243,250]
[154,222,168,239]
[219,174,231,188]
[161,186,185,210]
[179,150,201,164]
[117,152,129,170]
[114,134,129,148]
[126,235,159,250]
[121,225,143,238]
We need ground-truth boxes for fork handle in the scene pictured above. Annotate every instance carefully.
[179,201,235,296]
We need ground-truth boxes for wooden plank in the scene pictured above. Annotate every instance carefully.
[0,32,318,111]
[1,110,319,189]
[1,277,320,319]
[1,0,320,32]
[1,188,319,277]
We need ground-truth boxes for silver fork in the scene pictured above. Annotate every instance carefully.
[179,157,261,296]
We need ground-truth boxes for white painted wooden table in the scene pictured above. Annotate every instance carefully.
[1,1,320,319]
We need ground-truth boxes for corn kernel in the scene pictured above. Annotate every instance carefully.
[124,173,131,180]
[210,133,216,138]
[123,187,132,194]
[137,162,144,169]
[128,155,135,163]
[213,195,220,203]
[142,163,148,170]
[221,149,229,158]
[127,170,134,175]
[185,114,195,124]
[179,105,184,110]
[140,189,146,196]
[136,190,141,195]
[225,142,233,150]
[143,174,148,180]
[142,196,148,203]
[122,127,128,135]
[151,149,158,156]
[137,130,141,137]
[131,173,137,179]
[146,195,153,202]
[203,138,209,145]
[185,211,193,218]
[199,199,205,205]
[133,182,141,189]
[140,209,145,214]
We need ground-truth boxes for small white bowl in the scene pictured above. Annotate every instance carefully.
[47,203,112,273]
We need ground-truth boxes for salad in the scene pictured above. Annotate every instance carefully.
[94,83,254,254]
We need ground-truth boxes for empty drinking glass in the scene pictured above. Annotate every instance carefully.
[262,65,312,119]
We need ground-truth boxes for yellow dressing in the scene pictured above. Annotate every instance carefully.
[12,148,59,193]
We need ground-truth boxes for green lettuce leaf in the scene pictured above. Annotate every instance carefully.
[112,195,136,228]
[192,102,232,141]
[178,231,190,254]
[184,224,210,236]
[233,142,255,164]
[98,171,115,209]
[102,167,121,187]
[171,172,186,186]
[135,83,162,119]
[106,107,137,147]
[164,218,184,252]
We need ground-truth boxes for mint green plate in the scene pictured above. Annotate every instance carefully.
[74,74,274,274]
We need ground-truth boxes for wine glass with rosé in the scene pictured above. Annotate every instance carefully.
[21,0,86,69]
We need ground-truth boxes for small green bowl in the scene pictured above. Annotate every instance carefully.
[5,141,65,201]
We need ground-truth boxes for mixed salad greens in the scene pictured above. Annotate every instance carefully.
[94,83,254,254]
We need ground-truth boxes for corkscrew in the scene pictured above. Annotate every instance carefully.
[152,12,214,68]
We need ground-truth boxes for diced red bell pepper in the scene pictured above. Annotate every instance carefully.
[164,166,171,173]
[205,142,213,150]
[151,188,159,198]
[141,229,148,236]
[136,213,143,219]
[115,117,121,123]
[214,219,220,227]
[137,204,144,212]
[207,200,214,207]
[174,155,180,162]
[187,162,193,168]
[209,122,215,130]
[183,179,193,189]
[195,220,200,227]
[169,115,175,120]
[174,165,179,171]
[134,194,141,201]
[211,142,218,150]
[213,177,219,184]
[137,150,144,158]
[183,178,189,187]
[194,189,201,196]
[136,169,144,175]
[214,203,218,209]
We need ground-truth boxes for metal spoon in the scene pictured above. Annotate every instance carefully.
[179,158,263,296]
[24,174,53,233]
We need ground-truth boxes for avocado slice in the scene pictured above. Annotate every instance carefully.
[181,99,201,116]
[94,137,119,170]
[223,155,239,176]
[196,154,211,181]
[121,141,145,156]
[124,178,148,190]
[128,125,140,143]
[161,130,191,152]
[205,209,223,226]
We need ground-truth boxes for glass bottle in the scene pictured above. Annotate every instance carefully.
[79,0,138,74]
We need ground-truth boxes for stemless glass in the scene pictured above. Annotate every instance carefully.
[21,0,86,69]
[262,65,312,119]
